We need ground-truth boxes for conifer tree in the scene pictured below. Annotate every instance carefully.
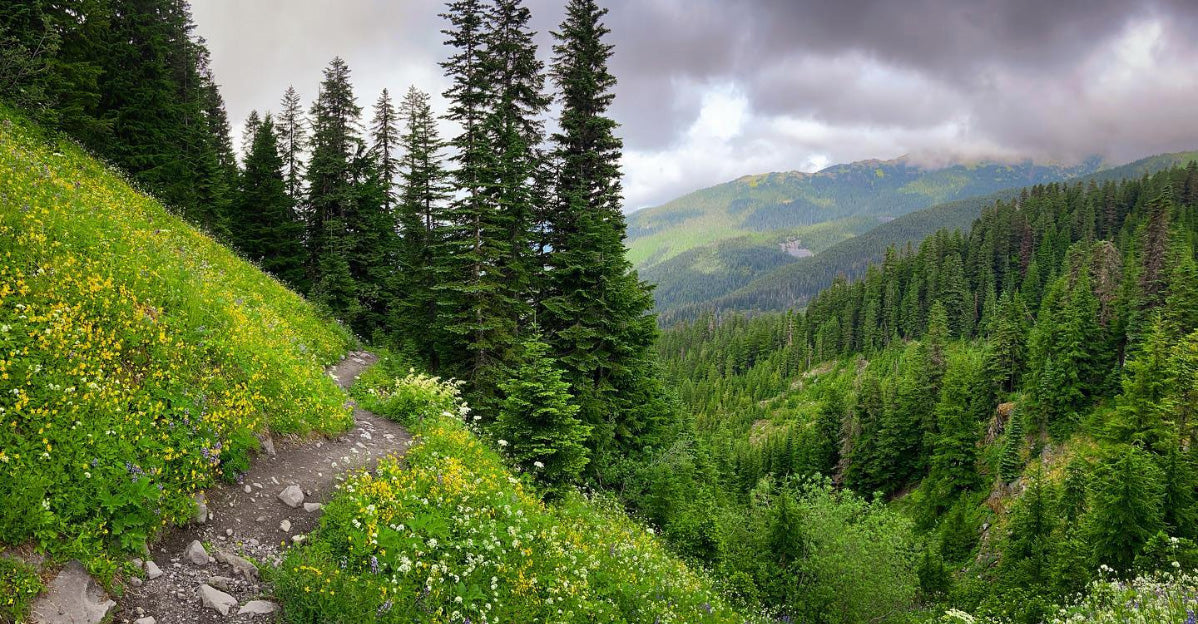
[928,352,984,501]
[1109,314,1171,451]
[240,109,262,160]
[277,85,307,202]
[541,0,665,458]
[94,0,231,230]
[1085,445,1164,571]
[369,88,399,211]
[306,57,363,317]
[344,145,400,336]
[437,0,512,390]
[394,86,451,365]
[229,114,307,290]
[495,331,591,494]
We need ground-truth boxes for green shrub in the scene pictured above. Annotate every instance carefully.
[0,558,43,623]
[277,370,764,624]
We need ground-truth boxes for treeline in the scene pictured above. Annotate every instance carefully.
[0,0,237,227]
[657,163,1198,622]
[663,152,1198,327]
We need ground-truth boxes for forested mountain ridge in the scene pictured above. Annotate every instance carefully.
[656,161,1198,622]
[658,150,1198,325]
[628,156,1103,318]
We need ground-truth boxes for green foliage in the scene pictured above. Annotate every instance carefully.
[716,477,919,624]
[495,332,591,493]
[1085,445,1165,571]
[0,557,42,623]
[278,370,764,624]
[0,107,352,568]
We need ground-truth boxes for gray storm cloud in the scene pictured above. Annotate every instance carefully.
[191,0,1198,211]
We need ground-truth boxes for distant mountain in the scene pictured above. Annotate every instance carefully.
[629,156,1104,316]
[657,150,1198,325]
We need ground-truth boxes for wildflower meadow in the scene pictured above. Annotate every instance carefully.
[0,107,354,577]
[275,361,765,623]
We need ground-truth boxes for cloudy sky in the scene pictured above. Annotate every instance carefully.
[191,0,1198,211]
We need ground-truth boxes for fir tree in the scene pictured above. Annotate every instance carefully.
[305,56,362,308]
[541,0,665,458]
[229,114,307,290]
[437,0,513,392]
[369,87,399,211]
[1085,445,1164,571]
[394,86,451,366]
[495,332,591,495]
[277,85,307,202]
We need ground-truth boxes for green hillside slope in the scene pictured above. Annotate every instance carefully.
[629,157,1102,316]
[662,150,1198,323]
[0,108,354,568]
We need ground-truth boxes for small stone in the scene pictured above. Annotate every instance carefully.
[135,607,145,617]
[213,551,259,581]
[255,515,266,523]
[199,584,237,616]
[225,528,233,537]
[303,502,322,513]
[193,493,208,524]
[129,576,143,588]
[247,539,260,547]
[131,558,143,569]
[185,540,209,566]
[145,561,162,580]
[259,434,276,457]
[279,519,291,532]
[244,485,252,493]
[134,617,156,624]
[206,575,233,592]
[277,484,304,508]
[291,534,306,544]
[239,600,277,616]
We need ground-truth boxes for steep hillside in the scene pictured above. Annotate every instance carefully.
[629,157,1102,316]
[0,108,354,572]
[661,150,1198,323]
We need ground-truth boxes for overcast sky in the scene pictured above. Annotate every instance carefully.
[191,0,1198,211]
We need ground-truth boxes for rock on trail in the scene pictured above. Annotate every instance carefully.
[115,351,411,623]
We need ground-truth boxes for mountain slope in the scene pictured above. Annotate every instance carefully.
[0,107,353,570]
[629,156,1103,316]
[661,150,1198,323]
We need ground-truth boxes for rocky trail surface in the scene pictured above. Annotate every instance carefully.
[46,351,414,624]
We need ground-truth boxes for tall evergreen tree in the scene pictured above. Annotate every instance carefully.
[306,56,363,318]
[541,0,666,458]
[1085,445,1164,571]
[437,0,512,391]
[277,85,307,202]
[394,86,451,365]
[369,87,399,211]
[229,114,307,290]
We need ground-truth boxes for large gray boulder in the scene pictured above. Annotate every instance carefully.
[30,560,116,624]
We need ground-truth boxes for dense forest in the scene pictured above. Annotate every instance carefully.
[657,165,1198,621]
[4,0,1198,622]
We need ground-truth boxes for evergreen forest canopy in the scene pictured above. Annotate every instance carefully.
[4,0,1198,623]
[658,165,1198,621]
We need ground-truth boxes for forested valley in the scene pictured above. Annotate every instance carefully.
[2,0,1198,623]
